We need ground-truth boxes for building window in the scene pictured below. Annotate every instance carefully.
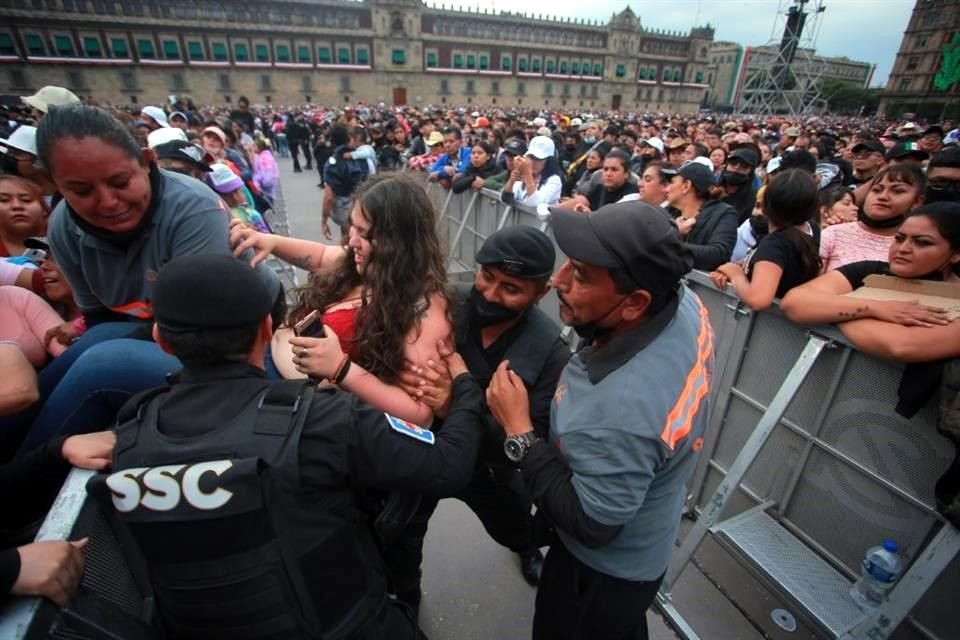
[466,54,475,69]
[479,55,488,70]
[544,82,553,96]
[137,39,155,59]
[571,62,579,74]
[55,35,74,56]
[392,49,405,65]
[518,58,528,72]
[454,53,463,69]
[276,45,290,62]
[534,58,543,73]
[188,41,204,60]
[915,35,928,49]
[491,80,500,94]
[234,43,249,62]
[906,56,919,71]
[162,40,179,60]
[66,70,85,89]
[638,67,647,80]
[356,49,369,64]
[582,60,591,74]
[337,47,350,64]
[517,81,525,95]
[110,37,128,57]
[562,84,570,96]
[560,61,568,74]
[218,73,231,90]
[649,66,657,79]
[898,78,911,92]
[440,78,449,94]
[297,45,311,63]
[616,64,626,78]
[465,79,475,94]
[82,36,101,57]
[212,42,227,61]
[0,33,15,56]
[255,44,269,62]
[426,51,437,67]
[593,63,602,76]
[579,84,587,97]
[9,69,27,88]
[318,47,331,63]
[546,59,555,73]
[171,72,185,91]
[673,69,682,82]
[591,85,598,98]
[302,76,312,91]
[340,76,351,92]
[260,74,272,90]
[23,33,47,56]
[501,55,511,71]
[696,71,704,83]
[119,70,137,90]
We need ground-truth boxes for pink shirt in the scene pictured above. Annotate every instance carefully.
[819,222,895,272]
[0,285,66,366]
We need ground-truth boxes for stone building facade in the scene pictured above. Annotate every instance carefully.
[878,0,960,120]
[0,0,714,113]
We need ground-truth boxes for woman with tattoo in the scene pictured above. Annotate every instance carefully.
[230,173,452,425]
[781,202,960,362]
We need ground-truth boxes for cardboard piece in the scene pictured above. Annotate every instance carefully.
[846,275,960,321]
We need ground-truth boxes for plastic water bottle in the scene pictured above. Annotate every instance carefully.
[850,540,903,610]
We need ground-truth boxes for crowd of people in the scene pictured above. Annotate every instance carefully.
[1,86,959,640]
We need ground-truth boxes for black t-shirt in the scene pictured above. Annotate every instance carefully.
[836,260,890,289]
[585,180,638,210]
[745,224,822,298]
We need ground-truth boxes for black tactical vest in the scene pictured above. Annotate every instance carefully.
[87,380,388,640]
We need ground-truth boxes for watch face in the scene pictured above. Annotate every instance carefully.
[504,437,524,462]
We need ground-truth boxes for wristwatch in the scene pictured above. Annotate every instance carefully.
[504,431,539,465]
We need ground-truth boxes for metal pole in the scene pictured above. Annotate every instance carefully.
[446,192,478,269]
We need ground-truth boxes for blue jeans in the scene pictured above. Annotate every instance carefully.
[16,339,181,455]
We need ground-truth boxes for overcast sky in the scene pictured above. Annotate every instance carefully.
[440,0,915,87]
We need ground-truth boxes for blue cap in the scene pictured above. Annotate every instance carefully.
[883,540,898,552]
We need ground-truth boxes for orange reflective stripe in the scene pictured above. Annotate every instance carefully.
[661,300,713,450]
[110,300,153,319]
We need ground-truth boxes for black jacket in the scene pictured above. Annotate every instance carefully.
[451,161,502,194]
[683,199,739,271]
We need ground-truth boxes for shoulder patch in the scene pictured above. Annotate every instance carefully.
[385,413,435,445]
[328,156,337,165]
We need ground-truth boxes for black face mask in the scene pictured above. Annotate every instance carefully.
[722,171,750,187]
[470,286,523,328]
[926,182,960,204]
[563,292,627,344]
[857,206,904,230]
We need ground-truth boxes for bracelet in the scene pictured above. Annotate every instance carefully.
[333,354,352,386]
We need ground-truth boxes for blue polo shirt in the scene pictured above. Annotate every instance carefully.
[429,146,471,178]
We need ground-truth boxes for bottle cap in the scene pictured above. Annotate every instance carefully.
[883,540,898,552]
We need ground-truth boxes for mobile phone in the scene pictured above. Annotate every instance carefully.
[293,310,325,337]
[21,248,47,266]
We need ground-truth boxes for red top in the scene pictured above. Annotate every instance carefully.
[323,305,360,359]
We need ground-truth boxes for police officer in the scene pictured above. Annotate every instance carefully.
[322,123,369,240]
[91,254,483,640]
[400,226,569,586]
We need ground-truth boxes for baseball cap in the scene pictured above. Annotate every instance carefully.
[785,126,802,137]
[141,106,169,127]
[207,163,244,194]
[23,237,49,252]
[147,127,188,149]
[154,255,274,333]
[532,117,547,127]
[474,116,490,128]
[536,126,552,137]
[503,138,528,156]
[673,161,715,194]
[0,125,38,155]
[851,139,886,155]
[22,86,81,113]
[923,124,944,137]
[886,140,929,160]
[475,225,555,280]
[570,117,583,127]
[551,201,691,295]
[155,140,214,172]
[169,111,189,124]
[728,147,759,168]
[202,126,228,145]
[640,137,664,154]
[527,135,555,160]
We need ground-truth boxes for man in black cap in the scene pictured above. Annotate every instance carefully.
[152,140,213,180]
[92,254,484,639]
[487,202,711,640]
[719,147,759,223]
[402,226,569,586]
[885,140,930,166]
[850,139,886,185]
[486,137,528,192]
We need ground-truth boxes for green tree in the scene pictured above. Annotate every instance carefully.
[819,78,881,115]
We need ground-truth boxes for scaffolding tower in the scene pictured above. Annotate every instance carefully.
[738,0,828,116]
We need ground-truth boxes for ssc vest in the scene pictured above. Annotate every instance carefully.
[87,380,387,640]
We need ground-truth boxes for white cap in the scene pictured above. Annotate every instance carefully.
[527,135,555,160]
[691,156,714,170]
[207,163,244,194]
[0,125,38,155]
[536,126,551,137]
[570,117,583,127]
[147,127,188,149]
[471,111,480,117]
[141,106,169,128]
[766,156,783,174]
[533,116,547,127]
[22,86,80,113]
[641,137,664,154]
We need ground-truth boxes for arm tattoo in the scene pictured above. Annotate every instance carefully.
[296,254,313,270]
[837,305,867,321]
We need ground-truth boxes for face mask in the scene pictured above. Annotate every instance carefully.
[584,135,596,144]
[723,171,750,187]
[566,294,628,344]
[926,182,960,203]
[470,286,522,328]
[858,206,904,230]
[566,144,577,152]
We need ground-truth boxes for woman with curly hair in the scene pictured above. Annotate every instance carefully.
[231,173,452,425]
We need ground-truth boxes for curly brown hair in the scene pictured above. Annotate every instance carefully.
[289,173,451,382]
